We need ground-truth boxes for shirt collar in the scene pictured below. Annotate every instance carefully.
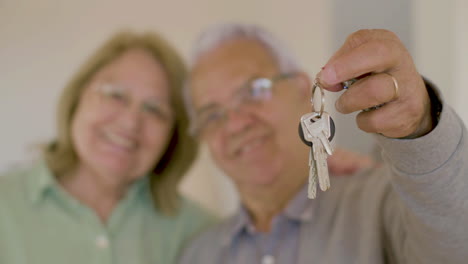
[27,159,150,205]
[283,184,315,222]
[221,183,316,246]
[27,159,57,205]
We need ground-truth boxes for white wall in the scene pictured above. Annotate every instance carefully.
[0,0,331,217]
[412,0,467,126]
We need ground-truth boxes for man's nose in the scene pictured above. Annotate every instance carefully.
[223,106,255,134]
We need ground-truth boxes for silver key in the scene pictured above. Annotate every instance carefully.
[311,137,330,191]
[303,113,334,193]
[309,113,333,155]
[301,112,320,198]
[308,147,318,198]
[300,112,321,142]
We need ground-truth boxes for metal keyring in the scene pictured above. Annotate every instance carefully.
[311,78,325,117]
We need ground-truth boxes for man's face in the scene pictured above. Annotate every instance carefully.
[190,38,311,191]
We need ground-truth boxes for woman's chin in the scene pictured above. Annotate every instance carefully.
[93,155,134,176]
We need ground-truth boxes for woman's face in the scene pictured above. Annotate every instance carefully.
[71,48,174,184]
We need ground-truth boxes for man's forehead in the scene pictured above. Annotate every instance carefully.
[189,38,279,105]
[194,38,277,72]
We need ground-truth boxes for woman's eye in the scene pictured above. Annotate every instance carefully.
[143,104,161,114]
[143,103,172,120]
[102,84,126,101]
[108,91,126,101]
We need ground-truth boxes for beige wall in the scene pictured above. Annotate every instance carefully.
[412,0,467,126]
[453,0,468,126]
[0,0,331,216]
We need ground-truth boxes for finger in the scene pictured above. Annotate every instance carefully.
[325,29,381,67]
[355,101,420,138]
[318,39,401,91]
[335,73,399,114]
[327,29,397,63]
[317,30,403,92]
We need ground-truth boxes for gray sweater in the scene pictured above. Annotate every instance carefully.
[179,103,468,264]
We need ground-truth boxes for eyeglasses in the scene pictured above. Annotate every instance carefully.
[190,73,296,137]
[94,82,173,122]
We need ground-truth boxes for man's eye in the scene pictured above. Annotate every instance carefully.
[201,111,224,125]
[250,78,272,100]
[250,85,271,100]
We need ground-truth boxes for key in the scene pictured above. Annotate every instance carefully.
[308,147,318,198]
[311,137,330,191]
[303,113,334,192]
[342,78,357,89]
[298,114,335,148]
[301,112,320,198]
[308,149,317,198]
[300,112,321,142]
[309,113,334,155]
[299,78,336,199]
[301,112,334,197]
[301,112,334,155]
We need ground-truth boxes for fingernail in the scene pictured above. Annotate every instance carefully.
[317,66,336,86]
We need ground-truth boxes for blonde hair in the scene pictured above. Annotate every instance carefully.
[44,30,196,215]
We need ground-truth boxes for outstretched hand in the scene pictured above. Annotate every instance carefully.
[317,29,434,139]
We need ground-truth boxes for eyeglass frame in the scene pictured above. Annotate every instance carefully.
[189,72,297,137]
[92,81,174,122]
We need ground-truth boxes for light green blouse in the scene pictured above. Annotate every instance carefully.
[0,160,215,264]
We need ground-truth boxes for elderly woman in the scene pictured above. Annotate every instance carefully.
[0,31,214,264]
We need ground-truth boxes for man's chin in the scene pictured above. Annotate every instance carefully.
[239,171,279,188]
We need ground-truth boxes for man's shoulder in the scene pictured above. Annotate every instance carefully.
[330,164,393,202]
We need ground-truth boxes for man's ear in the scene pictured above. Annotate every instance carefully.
[294,72,312,97]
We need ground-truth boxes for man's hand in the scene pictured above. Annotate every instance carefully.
[318,29,434,139]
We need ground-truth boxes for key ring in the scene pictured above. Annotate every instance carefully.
[311,78,325,118]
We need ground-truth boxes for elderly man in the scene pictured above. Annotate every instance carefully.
[179,24,468,264]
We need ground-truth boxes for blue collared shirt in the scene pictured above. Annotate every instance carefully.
[183,185,315,264]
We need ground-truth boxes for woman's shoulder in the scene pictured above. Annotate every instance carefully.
[0,160,49,202]
[155,196,219,263]
[157,196,218,242]
[175,196,219,227]
[0,162,34,193]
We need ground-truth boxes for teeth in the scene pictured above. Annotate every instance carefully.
[104,131,136,150]
[238,138,263,155]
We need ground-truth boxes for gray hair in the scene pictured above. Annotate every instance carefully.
[184,23,302,134]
